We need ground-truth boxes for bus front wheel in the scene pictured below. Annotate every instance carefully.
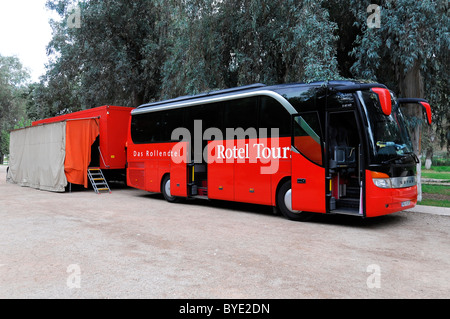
[277,180,314,222]
[161,175,182,203]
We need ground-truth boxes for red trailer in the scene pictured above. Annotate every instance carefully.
[31,105,134,190]
[33,105,133,170]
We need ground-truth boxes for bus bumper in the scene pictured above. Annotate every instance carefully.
[365,171,418,218]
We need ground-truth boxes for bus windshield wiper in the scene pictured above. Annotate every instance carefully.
[381,152,418,165]
[381,155,404,165]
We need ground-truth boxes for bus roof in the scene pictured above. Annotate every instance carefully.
[133,81,387,115]
[137,83,267,110]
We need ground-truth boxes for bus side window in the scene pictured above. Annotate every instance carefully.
[185,103,223,163]
[130,114,146,144]
[293,112,323,166]
[187,103,223,132]
[152,112,165,142]
[224,97,258,133]
[163,108,185,142]
[260,96,290,137]
[131,112,162,144]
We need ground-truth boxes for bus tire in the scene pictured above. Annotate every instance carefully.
[277,180,314,222]
[161,175,183,203]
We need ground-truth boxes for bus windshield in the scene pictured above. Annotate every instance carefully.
[359,91,414,164]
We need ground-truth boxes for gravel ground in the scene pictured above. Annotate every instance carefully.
[1,165,449,299]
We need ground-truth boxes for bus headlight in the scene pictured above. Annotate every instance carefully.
[372,178,392,188]
[371,171,392,189]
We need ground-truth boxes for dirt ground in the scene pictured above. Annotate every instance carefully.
[1,165,449,299]
[423,192,450,202]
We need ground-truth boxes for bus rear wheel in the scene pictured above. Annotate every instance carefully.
[277,180,314,222]
[161,175,182,203]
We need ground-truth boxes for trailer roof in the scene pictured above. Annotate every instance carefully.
[32,105,134,126]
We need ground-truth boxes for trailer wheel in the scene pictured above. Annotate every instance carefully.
[161,175,182,203]
[277,180,314,222]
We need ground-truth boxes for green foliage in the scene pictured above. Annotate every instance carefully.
[421,184,450,208]
[422,171,450,180]
[14,117,32,130]
[161,0,341,98]
[349,0,449,80]
[0,129,9,161]
[0,55,30,158]
[432,160,450,168]
[432,166,450,172]
[39,0,342,104]
[348,0,449,152]
[422,184,450,196]
[420,198,450,208]
[37,0,170,112]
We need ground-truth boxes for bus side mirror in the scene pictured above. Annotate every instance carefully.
[419,101,432,125]
[397,98,432,125]
[371,88,392,116]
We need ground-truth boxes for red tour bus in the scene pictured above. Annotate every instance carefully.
[126,81,432,221]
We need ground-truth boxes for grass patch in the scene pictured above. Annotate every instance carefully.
[421,184,450,208]
[431,166,450,172]
[420,199,450,208]
[422,170,450,181]
[422,184,450,196]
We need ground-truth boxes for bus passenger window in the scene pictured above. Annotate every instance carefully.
[224,98,258,132]
[260,96,290,137]
[162,109,185,142]
[293,113,323,165]
[131,113,162,144]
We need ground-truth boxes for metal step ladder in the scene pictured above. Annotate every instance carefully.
[88,167,111,194]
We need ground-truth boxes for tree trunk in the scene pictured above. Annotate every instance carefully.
[425,146,433,170]
[133,90,145,108]
[398,61,425,202]
[425,126,435,170]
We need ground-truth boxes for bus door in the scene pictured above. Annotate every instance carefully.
[326,110,363,215]
[291,112,326,213]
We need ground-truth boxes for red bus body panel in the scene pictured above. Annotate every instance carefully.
[365,170,417,217]
[33,105,133,170]
[207,137,291,206]
[127,137,292,207]
[127,142,180,194]
[208,140,236,201]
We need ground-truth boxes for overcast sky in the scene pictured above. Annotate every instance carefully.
[0,0,57,82]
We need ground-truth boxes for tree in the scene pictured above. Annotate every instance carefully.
[347,0,449,200]
[41,0,169,112]
[161,0,341,98]
[0,55,30,164]
[348,0,449,154]
[37,0,343,107]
